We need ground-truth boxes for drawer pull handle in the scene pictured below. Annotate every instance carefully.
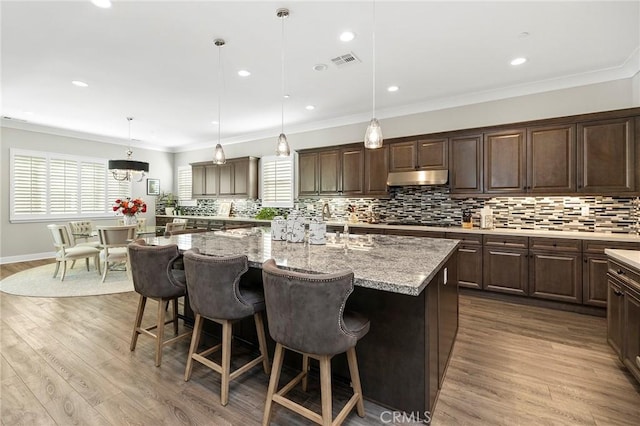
[613,289,623,297]
[617,269,624,275]
[636,356,640,370]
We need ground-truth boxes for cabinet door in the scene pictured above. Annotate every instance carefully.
[527,124,576,193]
[192,165,205,196]
[204,164,218,195]
[483,247,528,295]
[623,288,640,382]
[583,254,609,307]
[389,141,417,172]
[364,145,389,196]
[484,129,526,194]
[450,134,483,193]
[418,138,448,170]
[456,245,482,289]
[298,152,319,196]
[577,117,635,193]
[530,250,582,303]
[233,160,248,196]
[218,163,234,195]
[318,150,340,195]
[607,277,624,358]
[341,147,364,195]
[438,256,458,389]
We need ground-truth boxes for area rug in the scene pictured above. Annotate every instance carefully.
[0,263,134,298]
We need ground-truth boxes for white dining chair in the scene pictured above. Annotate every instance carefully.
[47,224,101,281]
[97,225,136,282]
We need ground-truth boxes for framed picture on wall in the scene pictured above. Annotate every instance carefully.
[146,178,160,195]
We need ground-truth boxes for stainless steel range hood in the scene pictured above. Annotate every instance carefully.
[386,170,448,186]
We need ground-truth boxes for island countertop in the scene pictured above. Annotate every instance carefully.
[146,228,460,296]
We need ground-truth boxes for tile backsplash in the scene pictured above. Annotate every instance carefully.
[161,187,640,234]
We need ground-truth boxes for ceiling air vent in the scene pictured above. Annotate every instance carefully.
[331,52,361,68]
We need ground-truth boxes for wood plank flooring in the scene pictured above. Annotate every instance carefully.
[1,261,639,425]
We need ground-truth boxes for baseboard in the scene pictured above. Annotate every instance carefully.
[0,252,55,265]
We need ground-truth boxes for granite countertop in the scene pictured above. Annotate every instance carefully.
[147,228,460,296]
[605,249,640,270]
[158,215,640,243]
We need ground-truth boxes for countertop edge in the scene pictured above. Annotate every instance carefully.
[605,249,640,271]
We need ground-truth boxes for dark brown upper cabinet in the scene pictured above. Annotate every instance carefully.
[577,117,635,193]
[191,157,257,199]
[364,145,389,196]
[389,138,448,172]
[450,134,483,194]
[340,146,364,196]
[484,129,526,194]
[297,145,366,197]
[318,149,341,195]
[298,151,319,196]
[527,124,576,193]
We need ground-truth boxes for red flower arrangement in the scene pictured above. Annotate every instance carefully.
[113,197,147,216]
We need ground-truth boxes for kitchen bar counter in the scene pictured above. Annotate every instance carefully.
[156,215,640,243]
[147,228,460,296]
[145,227,459,413]
[605,249,640,270]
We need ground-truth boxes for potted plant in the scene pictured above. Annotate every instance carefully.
[158,192,177,216]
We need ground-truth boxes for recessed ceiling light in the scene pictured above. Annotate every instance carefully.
[313,63,328,72]
[91,0,112,8]
[72,80,88,87]
[339,31,356,42]
[387,85,399,92]
[238,70,251,77]
[510,57,527,66]
[305,105,315,111]
[283,94,290,99]
[518,31,530,38]
[211,120,219,125]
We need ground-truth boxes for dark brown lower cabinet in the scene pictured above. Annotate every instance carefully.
[529,250,582,303]
[583,254,609,307]
[483,246,528,295]
[607,277,624,356]
[438,255,458,388]
[455,246,482,289]
[623,286,640,382]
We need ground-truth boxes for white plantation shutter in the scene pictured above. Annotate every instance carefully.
[260,155,294,208]
[12,153,47,215]
[177,166,192,201]
[10,148,131,221]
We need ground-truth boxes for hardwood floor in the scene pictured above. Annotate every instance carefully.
[1,261,639,425]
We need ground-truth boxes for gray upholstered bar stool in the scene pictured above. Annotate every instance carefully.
[183,249,270,406]
[128,239,192,367]
[261,259,370,426]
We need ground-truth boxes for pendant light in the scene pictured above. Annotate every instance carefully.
[364,1,383,149]
[108,117,149,181]
[213,38,226,165]
[276,8,291,157]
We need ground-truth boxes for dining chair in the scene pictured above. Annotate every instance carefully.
[47,224,101,281]
[165,222,187,236]
[68,220,101,248]
[97,225,136,282]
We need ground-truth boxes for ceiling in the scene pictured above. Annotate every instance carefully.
[2,1,639,153]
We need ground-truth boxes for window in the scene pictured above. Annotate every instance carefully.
[10,148,131,222]
[177,166,192,201]
[260,155,294,208]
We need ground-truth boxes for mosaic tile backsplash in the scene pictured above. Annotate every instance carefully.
[159,187,640,234]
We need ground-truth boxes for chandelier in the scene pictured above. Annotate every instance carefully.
[108,117,149,182]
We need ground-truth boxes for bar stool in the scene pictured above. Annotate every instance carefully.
[261,259,370,426]
[128,239,192,367]
[183,249,270,406]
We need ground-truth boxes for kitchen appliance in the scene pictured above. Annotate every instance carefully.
[386,170,448,186]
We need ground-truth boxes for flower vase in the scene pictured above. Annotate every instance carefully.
[123,215,137,226]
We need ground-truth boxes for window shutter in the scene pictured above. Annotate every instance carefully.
[49,158,78,214]
[81,161,106,213]
[260,156,294,208]
[178,166,192,201]
[12,154,47,215]
[107,176,132,209]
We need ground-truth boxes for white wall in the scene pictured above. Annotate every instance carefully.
[0,127,174,262]
[175,77,638,166]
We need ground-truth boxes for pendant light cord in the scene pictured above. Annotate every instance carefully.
[218,44,222,145]
[372,1,376,118]
[281,12,285,134]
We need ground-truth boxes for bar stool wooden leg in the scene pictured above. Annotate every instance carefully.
[301,354,310,392]
[263,343,284,426]
[220,320,232,406]
[172,299,179,335]
[155,298,167,367]
[184,314,204,381]
[347,347,365,417]
[319,355,333,426]
[130,295,146,351]
[254,312,271,374]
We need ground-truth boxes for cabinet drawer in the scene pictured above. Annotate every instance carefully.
[483,235,528,248]
[386,229,446,238]
[445,232,482,245]
[584,240,640,254]
[529,238,582,252]
[608,260,640,290]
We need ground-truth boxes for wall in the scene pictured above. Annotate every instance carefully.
[633,71,640,105]
[0,127,174,262]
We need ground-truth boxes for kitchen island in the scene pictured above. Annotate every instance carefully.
[147,228,460,414]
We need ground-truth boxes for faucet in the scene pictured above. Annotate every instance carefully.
[322,203,332,221]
